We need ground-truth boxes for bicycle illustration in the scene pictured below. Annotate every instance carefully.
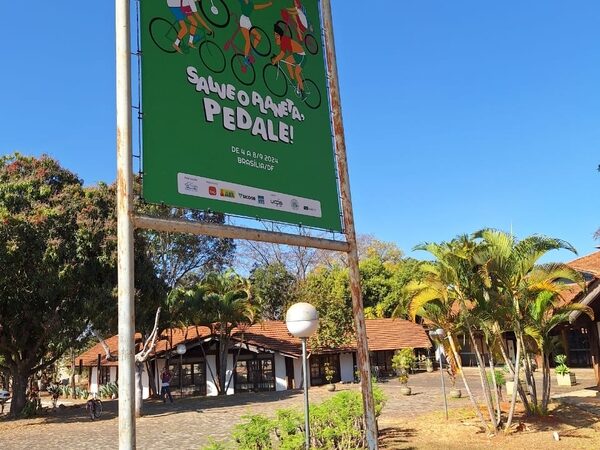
[263,58,321,109]
[276,4,319,55]
[86,393,103,420]
[149,16,226,74]
[223,14,271,86]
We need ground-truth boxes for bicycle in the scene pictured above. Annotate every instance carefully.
[262,58,321,109]
[86,393,103,420]
[276,8,319,55]
[148,17,226,74]
[223,14,271,86]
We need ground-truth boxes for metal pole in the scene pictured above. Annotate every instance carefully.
[116,0,135,448]
[134,216,350,253]
[321,1,378,448]
[440,356,448,420]
[301,338,310,450]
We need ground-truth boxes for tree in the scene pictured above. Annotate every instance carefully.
[524,290,593,413]
[0,154,114,415]
[474,229,580,426]
[171,271,254,395]
[297,265,355,349]
[405,250,489,430]
[140,204,235,290]
[250,263,297,321]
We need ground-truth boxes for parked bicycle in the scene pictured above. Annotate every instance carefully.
[263,57,321,109]
[86,393,103,420]
[149,16,226,74]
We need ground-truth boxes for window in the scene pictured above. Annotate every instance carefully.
[369,351,395,377]
[168,361,207,396]
[310,354,340,386]
[234,356,275,392]
[98,366,111,385]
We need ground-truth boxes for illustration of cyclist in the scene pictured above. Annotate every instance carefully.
[282,0,310,40]
[238,0,273,63]
[167,0,212,53]
[272,23,306,95]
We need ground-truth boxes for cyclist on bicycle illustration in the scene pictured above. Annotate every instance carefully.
[167,0,212,53]
[238,0,273,64]
[272,23,306,95]
[282,0,310,40]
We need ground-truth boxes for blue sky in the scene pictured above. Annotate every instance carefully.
[1,1,598,262]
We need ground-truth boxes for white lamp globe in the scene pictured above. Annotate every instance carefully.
[176,343,187,355]
[286,303,319,338]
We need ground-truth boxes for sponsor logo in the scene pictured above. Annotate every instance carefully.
[291,199,299,210]
[258,195,265,205]
[303,205,317,212]
[238,193,257,201]
[271,199,283,207]
[208,186,217,196]
[220,189,235,198]
[184,182,198,192]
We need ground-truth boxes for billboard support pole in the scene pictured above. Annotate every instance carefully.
[116,0,136,448]
[321,1,378,448]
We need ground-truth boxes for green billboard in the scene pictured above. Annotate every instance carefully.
[140,0,341,231]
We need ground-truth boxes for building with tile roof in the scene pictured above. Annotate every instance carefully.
[76,318,432,398]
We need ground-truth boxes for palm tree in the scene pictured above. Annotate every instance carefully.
[524,289,593,413]
[404,246,492,431]
[172,271,254,395]
[473,229,579,427]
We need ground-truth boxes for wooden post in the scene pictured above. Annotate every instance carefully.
[321,1,378,448]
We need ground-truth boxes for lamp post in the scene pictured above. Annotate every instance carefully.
[286,303,319,450]
[429,328,448,420]
[176,344,187,398]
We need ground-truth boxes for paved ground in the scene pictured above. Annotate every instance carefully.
[0,368,597,449]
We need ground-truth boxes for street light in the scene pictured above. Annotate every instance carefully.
[176,343,187,398]
[286,303,319,450]
[429,328,448,420]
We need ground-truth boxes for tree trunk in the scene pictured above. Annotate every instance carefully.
[70,349,76,399]
[145,360,157,398]
[496,332,530,410]
[9,369,28,416]
[447,332,488,430]
[519,337,537,409]
[468,329,498,431]
[506,332,522,430]
[218,335,228,395]
[488,352,502,425]
[541,352,551,413]
[135,362,144,417]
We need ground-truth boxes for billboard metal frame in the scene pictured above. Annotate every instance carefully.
[116,1,377,448]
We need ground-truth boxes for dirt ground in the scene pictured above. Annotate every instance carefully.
[379,403,600,450]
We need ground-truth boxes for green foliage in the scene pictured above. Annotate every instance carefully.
[232,414,274,449]
[554,354,570,375]
[487,369,506,387]
[323,363,336,383]
[99,382,119,399]
[231,387,386,449]
[250,262,297,321]
[299,265,354,349]
[392,348,415,385]
[202,439,230,450]
[139,202,235,290]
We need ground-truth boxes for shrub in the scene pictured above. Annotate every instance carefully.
[231,386,386,449]
[554,354,570,376]
[487,369,506,388]
[392,348,415,385]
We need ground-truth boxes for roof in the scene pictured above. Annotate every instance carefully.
[565,250,600,322]
[77,318,432,366]
[568,251,600,277]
